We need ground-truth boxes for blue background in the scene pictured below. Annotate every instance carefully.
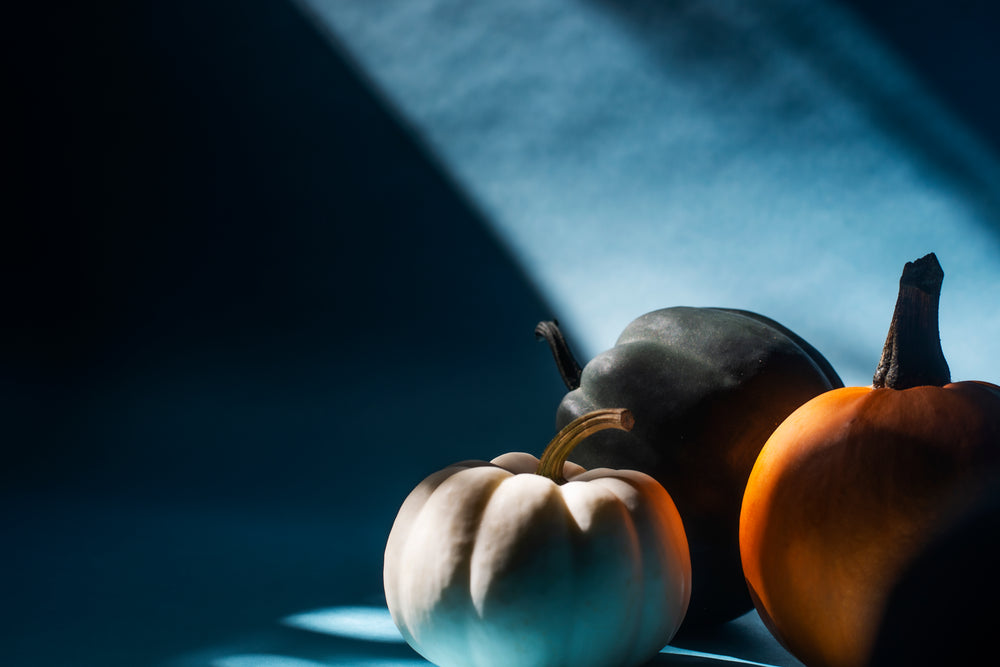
[6,1,1000,665]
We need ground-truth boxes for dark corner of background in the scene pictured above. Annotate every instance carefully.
[5,0,567,517]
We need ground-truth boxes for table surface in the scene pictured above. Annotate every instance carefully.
[4,492,803,667]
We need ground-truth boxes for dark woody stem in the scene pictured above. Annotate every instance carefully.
[535,320,583,390]
[872,253,951,389]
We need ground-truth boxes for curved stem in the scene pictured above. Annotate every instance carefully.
[873,253,951,389]
[536,408,634,483]
[535,320,583,390]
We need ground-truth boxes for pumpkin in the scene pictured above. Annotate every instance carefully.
[739,253,1000,667]
[536,307,842,629]
[383,409,691,667]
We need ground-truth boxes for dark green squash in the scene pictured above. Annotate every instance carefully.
[537,307,843,631]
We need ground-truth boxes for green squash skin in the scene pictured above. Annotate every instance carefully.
[555,307,843,632]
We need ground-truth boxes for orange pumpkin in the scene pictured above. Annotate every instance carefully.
[739,254,1000,667]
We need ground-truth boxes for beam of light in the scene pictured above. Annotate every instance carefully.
[297,0,1000,388]
[660,645,781,667]
[211,657,332,667]
[281,606,405,643]
[211,656,426,667]
[276,607,787,665]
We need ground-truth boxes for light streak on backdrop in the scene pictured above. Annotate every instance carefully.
[296,0,1000,387]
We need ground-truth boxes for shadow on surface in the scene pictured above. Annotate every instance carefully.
[669,611,801,667]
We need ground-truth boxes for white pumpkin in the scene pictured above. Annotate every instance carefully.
[383,409,691,667]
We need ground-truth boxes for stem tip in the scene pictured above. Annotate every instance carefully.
[873,253,950,389]
[535,320,584,391]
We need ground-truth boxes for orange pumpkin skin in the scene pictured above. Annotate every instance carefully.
[739,380,1000,667]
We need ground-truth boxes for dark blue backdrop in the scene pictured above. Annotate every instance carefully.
[5,1,1000,666]
[8,2,566,664]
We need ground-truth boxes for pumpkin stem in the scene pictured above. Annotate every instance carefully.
[872,253,951,389]
[535,320,583,390]
[536,408,634,483]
